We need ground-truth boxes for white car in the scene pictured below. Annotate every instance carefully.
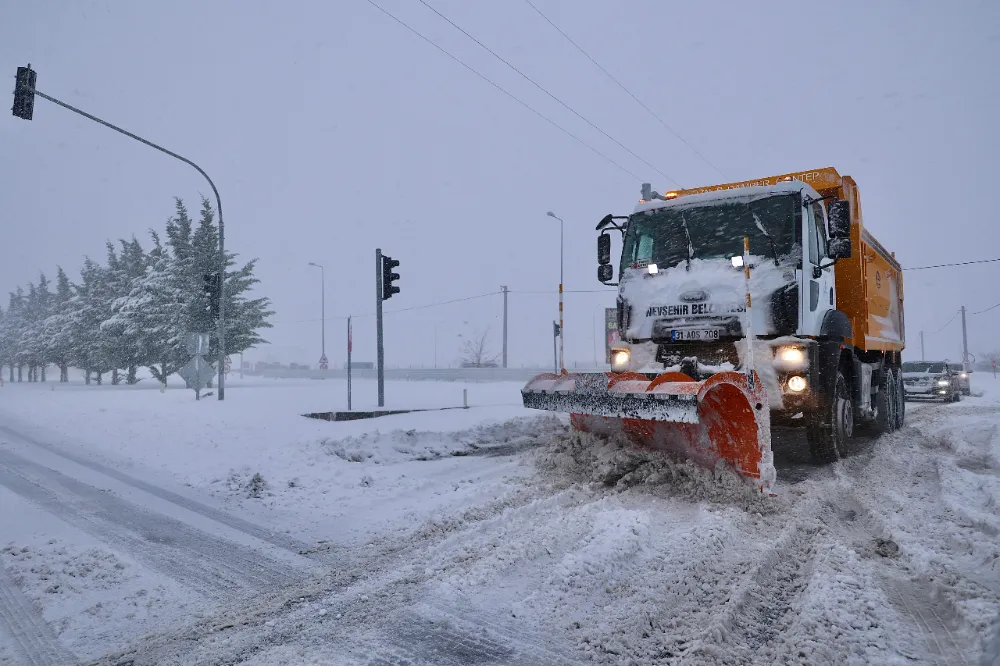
[901,361,962,402]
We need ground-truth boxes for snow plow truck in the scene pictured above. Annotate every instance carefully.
[522,167,905,492]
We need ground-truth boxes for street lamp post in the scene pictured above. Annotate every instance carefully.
[547,211,565,373]
[307,262,326,365]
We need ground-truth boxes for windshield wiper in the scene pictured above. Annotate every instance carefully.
[679,212,694,271]
[749,207,780,267]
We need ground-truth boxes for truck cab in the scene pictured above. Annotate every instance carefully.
[602,180,845,405]
[597,167,905,462]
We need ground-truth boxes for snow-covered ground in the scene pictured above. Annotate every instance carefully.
[1,374,998,665]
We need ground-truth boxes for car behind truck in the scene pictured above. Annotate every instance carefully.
[522,167,905,489]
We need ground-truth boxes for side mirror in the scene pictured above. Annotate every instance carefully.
[828,237,852,259]
[598,264,614,283]
[598,233,611,265]
[828,200,851,238]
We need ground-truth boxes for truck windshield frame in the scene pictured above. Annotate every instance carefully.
[621,193,802,273]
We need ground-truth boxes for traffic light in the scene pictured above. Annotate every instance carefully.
[12,65,37,120]
[203,272,221,318]
[381,255,400,300]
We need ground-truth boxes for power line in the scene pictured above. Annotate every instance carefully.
[521,0,725,181]
[905,256,1000,271]
[363,0,642,181]
[509,289,616,294]
[271,291,501,324]
[926,310,960,336]
[413,0,677,186]
[971,302,1000,315]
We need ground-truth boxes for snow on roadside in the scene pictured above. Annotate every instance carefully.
[0,378,559,543]
[1,537,207,662]
[318,414,565,465]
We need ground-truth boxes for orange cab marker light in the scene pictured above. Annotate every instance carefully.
[665,191,679,199]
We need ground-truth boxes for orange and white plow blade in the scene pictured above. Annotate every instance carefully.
[522,371,776,493]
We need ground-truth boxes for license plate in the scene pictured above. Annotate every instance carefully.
[670,329,721,341]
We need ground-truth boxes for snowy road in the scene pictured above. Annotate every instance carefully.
[0,378,997,665]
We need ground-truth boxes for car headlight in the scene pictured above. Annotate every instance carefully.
[937,379,950,386]
[611,349,631,373]
[960,373,968,379]
[776,346,806,364]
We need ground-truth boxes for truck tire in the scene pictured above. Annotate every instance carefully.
[808,369,852,463]
[871,368,897,436]
[893,369,905,429]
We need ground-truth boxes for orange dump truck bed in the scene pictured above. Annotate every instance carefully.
[668,166,905,353]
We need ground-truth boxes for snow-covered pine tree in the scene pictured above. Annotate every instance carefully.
[188,196,273,372]
[108,229,189,385]
[2,290,25,382]
[71,258,117,385]
[42,267,76,382]
[100,239,149,384]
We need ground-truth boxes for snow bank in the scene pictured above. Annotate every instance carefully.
[318,414,565,465]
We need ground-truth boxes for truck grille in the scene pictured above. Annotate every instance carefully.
[655,341,740,367]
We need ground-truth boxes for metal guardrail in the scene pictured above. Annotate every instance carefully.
[248,367,608,382]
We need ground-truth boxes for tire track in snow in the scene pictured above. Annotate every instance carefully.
[0,563,79,666]
[835,430,984,666]
[674,496,825,664]
[84,483,590,665]
[0,447,302,601]
[0,424,323,560]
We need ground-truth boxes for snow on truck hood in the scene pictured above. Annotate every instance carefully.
[620,256,794,340]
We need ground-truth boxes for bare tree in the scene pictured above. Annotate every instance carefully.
[459,326,501,368]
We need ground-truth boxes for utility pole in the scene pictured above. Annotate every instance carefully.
[920,330,925,361]
[308,262,326,367]
[12,65,229,399]
[501,285,509,368]
[960,305,970,372]
[375,249,385,407]
[347,316,353,410]
[547,212,565,373]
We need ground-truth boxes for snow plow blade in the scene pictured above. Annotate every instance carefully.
[522,371,775,492]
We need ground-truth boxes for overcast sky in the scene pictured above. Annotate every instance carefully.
[3,0,999,368]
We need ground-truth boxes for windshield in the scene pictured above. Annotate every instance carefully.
[903,362,947,373]
[621,193,801,272]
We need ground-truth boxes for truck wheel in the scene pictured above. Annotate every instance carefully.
[893,370,905,429]
[872,368,896,435]
[808,370,852,463]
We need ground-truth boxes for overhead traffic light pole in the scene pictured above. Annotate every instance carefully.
[11,64,229,400]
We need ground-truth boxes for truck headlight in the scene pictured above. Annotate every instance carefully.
[611,349,631,373]
[787,375,807,392]
[776,346,806,365]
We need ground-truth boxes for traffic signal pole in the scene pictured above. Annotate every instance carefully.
[376,249,385,407]
[12,65,228,399]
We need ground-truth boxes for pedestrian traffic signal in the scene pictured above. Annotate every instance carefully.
[12,65,37,120]
[381,255,400,300]
[203,272,221,318]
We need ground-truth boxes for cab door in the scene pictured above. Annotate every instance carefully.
[800,199,837,335]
